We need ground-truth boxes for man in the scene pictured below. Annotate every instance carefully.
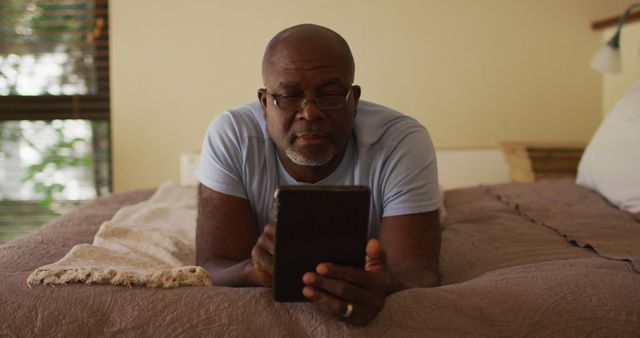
[195,24,441,326]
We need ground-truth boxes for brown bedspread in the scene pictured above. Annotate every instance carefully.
[1,179,639,337]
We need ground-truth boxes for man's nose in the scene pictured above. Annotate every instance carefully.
[297,99,324,121]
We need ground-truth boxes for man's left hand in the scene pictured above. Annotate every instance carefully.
[301,239,392,326]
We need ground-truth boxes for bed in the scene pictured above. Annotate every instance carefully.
[1,178,639,337]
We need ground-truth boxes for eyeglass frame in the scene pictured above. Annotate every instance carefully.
[264,86,354,112]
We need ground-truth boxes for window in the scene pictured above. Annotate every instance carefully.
[0,0,110,244]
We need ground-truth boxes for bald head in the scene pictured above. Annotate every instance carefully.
[261,24,355,85]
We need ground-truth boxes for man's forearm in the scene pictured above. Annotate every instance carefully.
[202,258,261,287]
[389,267,439,293]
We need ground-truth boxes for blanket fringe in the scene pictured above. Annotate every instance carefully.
[27,266,212,288]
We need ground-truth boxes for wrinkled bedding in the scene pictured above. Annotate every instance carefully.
[1,179,639,337]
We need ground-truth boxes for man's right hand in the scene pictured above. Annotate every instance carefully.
[251,222,275,286]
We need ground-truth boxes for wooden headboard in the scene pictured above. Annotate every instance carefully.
[592,8,640,30]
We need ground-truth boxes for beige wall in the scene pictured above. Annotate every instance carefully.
[601,21,640,116]
[110,0,633,191]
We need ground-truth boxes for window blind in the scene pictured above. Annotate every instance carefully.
[0,0,111,243]
[0,0,110,120]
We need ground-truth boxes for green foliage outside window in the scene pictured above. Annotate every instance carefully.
[1,0,102,206]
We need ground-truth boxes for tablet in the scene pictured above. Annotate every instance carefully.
[272,185,370,302]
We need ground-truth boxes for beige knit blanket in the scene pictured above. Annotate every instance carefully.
[27,182,212,288]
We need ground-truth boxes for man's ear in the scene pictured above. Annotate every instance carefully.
[258,88,268,119]
[352,85,361,117]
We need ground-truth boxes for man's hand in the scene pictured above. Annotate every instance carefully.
[301,239,392,326]
[251,223,275,286]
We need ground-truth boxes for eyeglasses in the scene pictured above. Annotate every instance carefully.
[267,87,352,111]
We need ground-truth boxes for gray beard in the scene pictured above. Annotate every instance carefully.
[285,146,334,167]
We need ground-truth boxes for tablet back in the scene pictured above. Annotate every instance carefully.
[272,185,370,302]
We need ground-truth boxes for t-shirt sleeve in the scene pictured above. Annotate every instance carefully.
[194,112,248,199]
[381,125,441,217]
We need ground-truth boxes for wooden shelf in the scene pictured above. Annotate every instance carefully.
[501,142,586,182]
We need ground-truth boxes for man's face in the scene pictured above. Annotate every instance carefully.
[259,44,360,169]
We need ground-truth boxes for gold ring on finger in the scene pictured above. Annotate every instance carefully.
[342,302,354,318]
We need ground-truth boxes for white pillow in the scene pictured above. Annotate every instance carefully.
[576,80,640,213]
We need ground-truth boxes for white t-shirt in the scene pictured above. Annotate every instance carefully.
[195,100,440,237]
